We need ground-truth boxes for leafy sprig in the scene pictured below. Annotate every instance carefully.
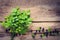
[2,7,32,40]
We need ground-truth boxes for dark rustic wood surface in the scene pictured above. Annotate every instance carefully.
[0,0,60,40]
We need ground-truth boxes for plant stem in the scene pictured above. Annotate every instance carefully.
[11,33,15,40]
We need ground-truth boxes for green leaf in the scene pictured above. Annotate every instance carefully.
[26,10,30,15]
[48,27,51,32]
[11,8,17,13]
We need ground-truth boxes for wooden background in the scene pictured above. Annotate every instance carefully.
[0,0,60,32]
[0,0,60,40]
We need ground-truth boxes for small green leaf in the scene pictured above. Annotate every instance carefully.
[12,8,17,13]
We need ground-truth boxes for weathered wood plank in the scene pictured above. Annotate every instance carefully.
[30,23,60,30]
[0,6,60,21]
